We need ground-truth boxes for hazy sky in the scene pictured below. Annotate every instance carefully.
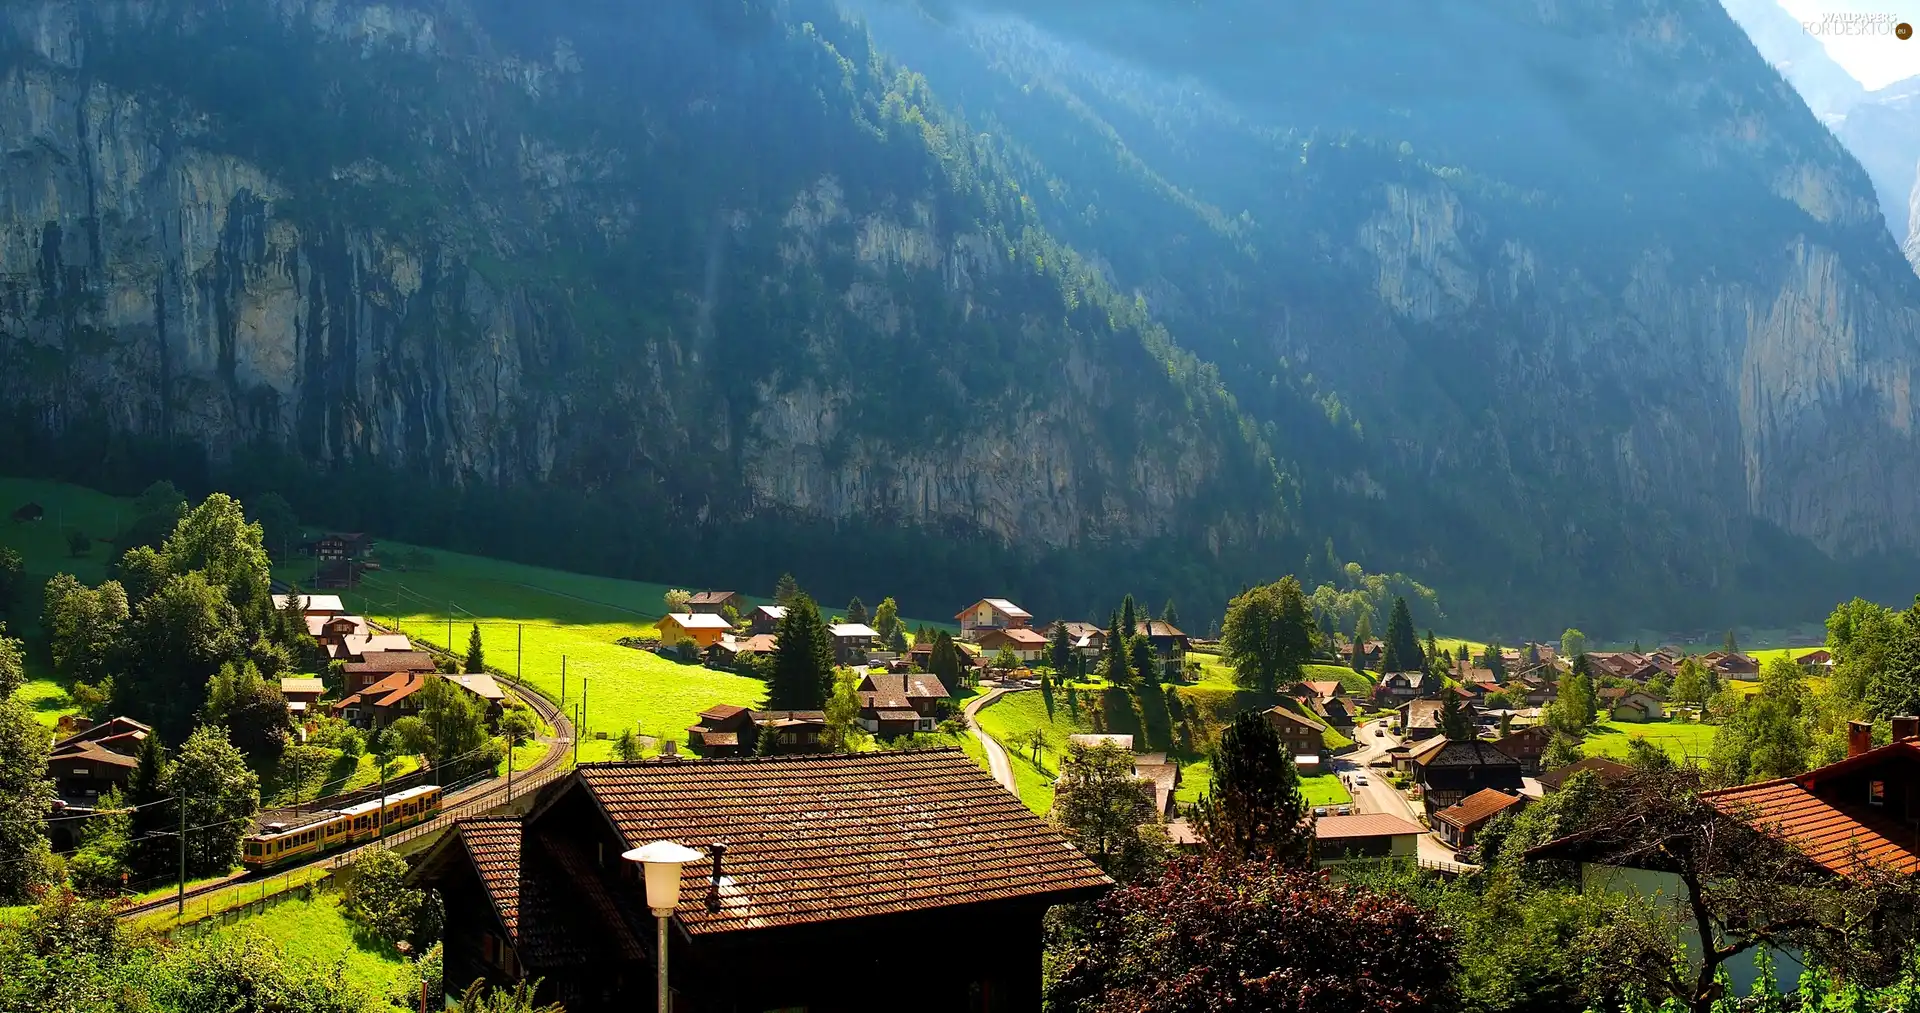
[1776,0,1920,88]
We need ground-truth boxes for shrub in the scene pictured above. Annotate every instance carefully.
[342,848,441,949]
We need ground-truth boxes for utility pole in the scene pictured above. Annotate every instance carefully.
[506,727,515,802]
[516,624,523,686]
[447,602,453,655]
[581,677,589,763]
[176,795,187,915]
[561,656,568,710]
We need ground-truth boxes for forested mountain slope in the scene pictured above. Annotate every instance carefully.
[851,0,1920,629]
[0,0,1302,619]
[2,0,1919,632]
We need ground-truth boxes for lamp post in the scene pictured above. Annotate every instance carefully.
[623,841,705,1013]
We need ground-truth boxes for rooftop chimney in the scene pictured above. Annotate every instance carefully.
[1894,716,1920,743]
[705,841,728,913]
[1847,719,1874,758]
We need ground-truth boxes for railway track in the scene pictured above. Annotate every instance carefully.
[116,660,575,922]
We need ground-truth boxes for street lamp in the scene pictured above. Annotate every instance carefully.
[623,840,705,1013]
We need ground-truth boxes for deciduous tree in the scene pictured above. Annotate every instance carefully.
[662,589,691,614]
[1710,657,1811,783]
[1046,857,1458,1013]
[0,624,22,699]
[1560,628,1587,661]
[43,574,129,689]
[203,660,293,764]
[419,677,491,767]
[169,725,260,877]
[1221,577,1315,695]
[0,546,20,616]
[871,596,900,644]
[0,690,55,902]
[1053,742,1166,883]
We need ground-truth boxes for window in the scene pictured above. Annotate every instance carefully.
[1869,780,1887,806]
[71,766,90,776]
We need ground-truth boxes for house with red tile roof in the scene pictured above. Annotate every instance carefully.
[409,752,1110,1013]
[1432,788,1526,849]
[974,625,1050,663]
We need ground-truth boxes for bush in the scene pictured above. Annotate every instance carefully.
[342,848,441,949]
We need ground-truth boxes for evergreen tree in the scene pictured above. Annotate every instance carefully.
[929,631,964,692]
[1425,630,1439,667]
[773,573,800,606]
[1160,599,1180,628]
[1121,596,1137,640]
[1379,596,1423,674]
[1041,672,1056,718]
[845,597,868,626]
[1104,612,1128,685]
[125,733,171,878]
[1438,691,1473,741]
[1724,628,1740,654]
[1485,641,1508,681]
[770,595,834,710]
[1189,710,1312,865]
[1051,622,1074,674]
[203,660,293,764]
[1351,612,1373,673]
[1131,634,1155,686]
[886,625,910,653]
[465,624,485,673]
[1317,611,1336,653]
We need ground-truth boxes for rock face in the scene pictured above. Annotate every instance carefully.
[4,0,1920,629]
[1909,162,1920,274]
[0,0,1281,614]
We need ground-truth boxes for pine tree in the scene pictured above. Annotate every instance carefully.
[929,631,964,692]
[465,624,485,674]
[1380,597,1423,674]
[1189,710,1312,865]
[770,595,834,710]
[1120,597,1137,641]
[1317,611,1336,653]
[1131,634,1155,686]
[1424,629,1439,666]
[1160,599,1180,628]
[1724,628,1740,654]
[1105,612,1128,685]
[887,625,909,653]
[845,597,868,626]
[1041,672,1056,718]
[1351,612,1373,673]
[773,573,800,606]
[1438,691,1473,741]
[126,733,171,878]
[1050,622,1074,674]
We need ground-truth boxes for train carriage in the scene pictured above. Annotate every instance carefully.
[243,784,444,871]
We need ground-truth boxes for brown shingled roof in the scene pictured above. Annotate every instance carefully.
[460,817,524,939]
[342,651,437,674]
[573,751,1110,935]
[1314,813,1426,840]
[1434,788,1526,832]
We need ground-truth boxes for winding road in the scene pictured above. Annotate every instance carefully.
[962,686,1016,793]
[1338,717,1475,868]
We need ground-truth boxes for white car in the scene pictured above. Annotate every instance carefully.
[1354,776,1369,787]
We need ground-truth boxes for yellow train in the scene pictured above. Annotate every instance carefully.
[242,785,444,871]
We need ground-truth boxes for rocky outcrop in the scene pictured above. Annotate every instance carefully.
[0,0,1281,608]
[1909,163,1920,274]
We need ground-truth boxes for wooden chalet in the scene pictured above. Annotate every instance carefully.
[856,672,949,738]
[1432,788,1526,849]
[46,716,149,801]
[974,625,1049,663]
[685,591,742,616]
[1598,687,1664,722]
[1375,670,1431,704]
[1410,739,1524,816]
[1536,756,1634,793]
[747,605,786,635]
[409,752,1111,1013]
[273,593,347,617]
[1492,725,1553,774]
[1262,706,1328,769]
[686,705,757,757]
[1044,621,1107,658]
[342,650,438,695]
[828,623,878,665]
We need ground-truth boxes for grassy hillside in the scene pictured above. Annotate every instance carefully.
[212,892,413,1003]
[0,477,131,726]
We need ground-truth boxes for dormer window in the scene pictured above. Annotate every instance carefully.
[1868,780,1887,806]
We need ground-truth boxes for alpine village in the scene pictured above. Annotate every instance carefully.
[6,1,1920,1012]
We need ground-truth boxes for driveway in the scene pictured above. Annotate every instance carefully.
[963,686,1016,794]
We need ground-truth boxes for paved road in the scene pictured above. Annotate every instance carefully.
[963,687,1016,793]
[1335,717,1468,868]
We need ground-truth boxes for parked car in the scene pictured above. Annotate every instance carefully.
[1336,806,1353,816]
[1313,807,1329,817]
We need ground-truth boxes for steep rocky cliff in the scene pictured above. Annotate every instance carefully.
[5,0,1920,631]
[0,0,1288,614]
[853,0,1920,628]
